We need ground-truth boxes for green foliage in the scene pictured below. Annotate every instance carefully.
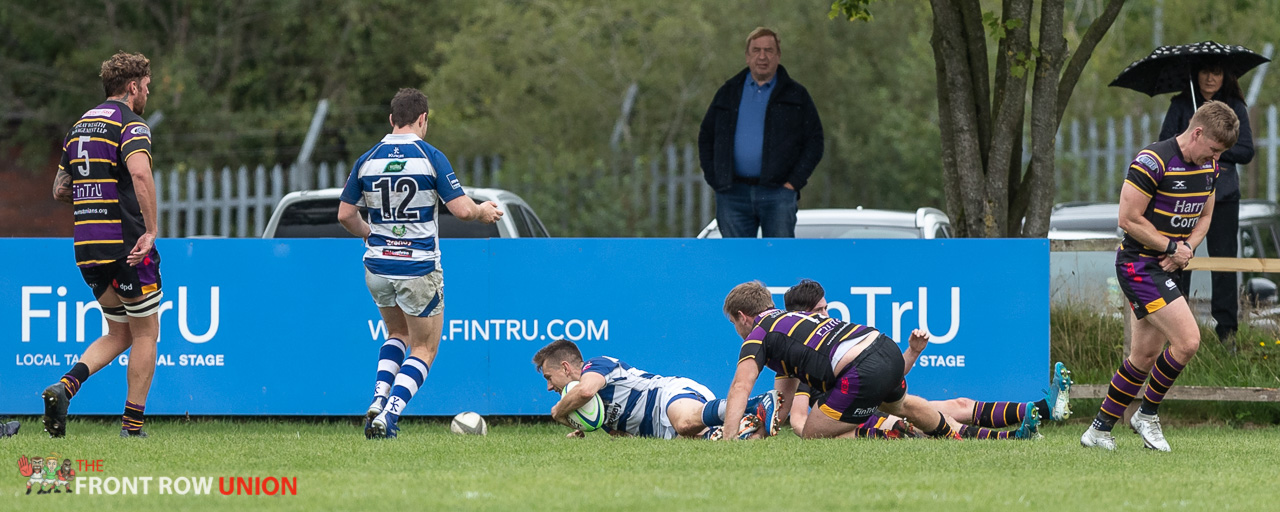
[828,0,880,22]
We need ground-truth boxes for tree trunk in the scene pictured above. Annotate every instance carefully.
[929,0,990,237]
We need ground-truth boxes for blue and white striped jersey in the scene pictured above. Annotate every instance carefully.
[340,133,466,279]
[581,356,712,438]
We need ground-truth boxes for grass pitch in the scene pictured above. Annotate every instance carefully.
[3,416,1277,511]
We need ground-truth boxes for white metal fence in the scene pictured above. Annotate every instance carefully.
[1057,104,1280,203]
[155,156,501,238]
[159,104,1280,238]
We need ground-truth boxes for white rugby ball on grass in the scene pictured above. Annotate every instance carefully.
[562,380,605,432]
[451,411,487,435]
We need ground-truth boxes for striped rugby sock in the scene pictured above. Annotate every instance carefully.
[60,362,91,399]
[958,424,1012,440]
[1091,359,1148,431]
[122,400,145,432]
[381,356,429,424]
[970,401,1027,428]
[373,338,407,403]
[701,399,726,427]
[1139,348,1187,415]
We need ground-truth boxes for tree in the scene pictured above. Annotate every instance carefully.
[832,0,1125,237]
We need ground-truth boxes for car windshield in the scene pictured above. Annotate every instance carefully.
[272,198,499,238]
[795,224,919,239]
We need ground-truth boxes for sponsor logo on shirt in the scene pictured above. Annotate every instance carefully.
[382,249,412,258]
[1172,180,1186,190]
[384,161,406,173]
[130,125,150,136]
[85,108,115,117]
[1136,154,1159,171]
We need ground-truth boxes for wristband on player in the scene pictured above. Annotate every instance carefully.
[1166,240,1178,256]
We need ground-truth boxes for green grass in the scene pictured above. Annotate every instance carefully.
[1052,304,1280,423]
[4,417,1280,511]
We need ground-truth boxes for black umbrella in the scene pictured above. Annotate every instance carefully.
[1109,41,1270,99]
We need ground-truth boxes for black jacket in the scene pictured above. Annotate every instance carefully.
[697,65,824,192]
[1159,92,1254,201]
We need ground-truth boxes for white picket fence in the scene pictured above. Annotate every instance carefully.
[155,156,501,238]
[158,104,1280,238]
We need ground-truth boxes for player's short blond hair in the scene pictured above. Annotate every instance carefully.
[100,52,151,98]
[1188,100,1240,148]
[745,27,780,54]
[724,281,774,318]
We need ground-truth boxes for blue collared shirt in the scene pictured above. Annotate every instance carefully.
[732,74,777,178]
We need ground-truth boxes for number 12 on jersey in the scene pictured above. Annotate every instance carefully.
[371,177,421,222]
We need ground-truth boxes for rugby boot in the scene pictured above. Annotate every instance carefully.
[120,428,149,438]
[1080,426,1116,451]
[1013,405,1042,439]
[755,390,780,437]
[1129,412,1171,452]
[1046,362,1074,421]
[42,382,70,438]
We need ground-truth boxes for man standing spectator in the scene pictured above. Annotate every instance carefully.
[698,27,823,238]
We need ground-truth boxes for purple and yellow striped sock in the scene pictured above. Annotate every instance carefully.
[122,401,145,432]
[970,401,1027,428]
[854,428,891,439]
[958,424,1012,440]
[1139,348,1187,415]
[60,362,91,399]
[1091,359,1148,431]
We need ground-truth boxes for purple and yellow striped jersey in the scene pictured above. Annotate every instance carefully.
[58,100,154,267]
[1121,138,1218,257]
[737,309,877,394]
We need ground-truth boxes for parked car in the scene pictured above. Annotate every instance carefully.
[696,207,952,239]
[1049,200,1280,330]
[1047,200,1280,259]
[262,187,549,238]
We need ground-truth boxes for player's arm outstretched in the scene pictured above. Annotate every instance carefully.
[445,195,503,224]
[902,329,929,375]
[720,359,761,441]
[550,371,605,427]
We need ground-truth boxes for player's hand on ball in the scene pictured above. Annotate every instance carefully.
[567,429,585,438]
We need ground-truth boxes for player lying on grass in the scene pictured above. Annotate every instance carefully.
[781,279,1072,440]
[533,339,780,439]
[721,281,965,440]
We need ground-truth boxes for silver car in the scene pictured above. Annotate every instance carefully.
[696,207,952,239]
[262,187,549,238]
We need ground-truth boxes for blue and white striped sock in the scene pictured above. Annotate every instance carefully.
[373,338,406,404]
[381,356,429,424]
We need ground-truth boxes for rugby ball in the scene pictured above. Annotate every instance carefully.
[450,411,487,435]
[562,381,605,432]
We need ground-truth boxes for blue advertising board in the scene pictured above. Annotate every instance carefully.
[1,238,1047,416]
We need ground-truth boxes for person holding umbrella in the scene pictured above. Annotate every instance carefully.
[1111,41,1267,346]
[1159,63,1254,345]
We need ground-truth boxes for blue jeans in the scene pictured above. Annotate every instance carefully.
[715,182,797,238]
